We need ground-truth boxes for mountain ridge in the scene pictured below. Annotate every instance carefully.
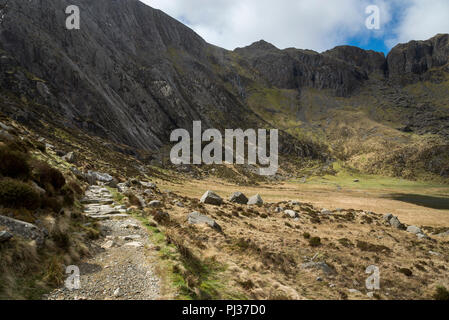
[0,0,448,180]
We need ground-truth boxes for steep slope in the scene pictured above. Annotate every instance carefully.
[0,0,261,150]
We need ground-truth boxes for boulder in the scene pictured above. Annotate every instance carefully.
[247,194,263,206]
[284,210,298,218]
[383,213,393,222]
[389,216,406,230]
[406,226,423,235]
[200,191,223,206]
[188,212,222,232]
[229,192,248,205]
[0,230,13,242]
[0,215,47,246]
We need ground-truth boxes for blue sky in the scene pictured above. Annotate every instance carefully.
[142,0,449,55]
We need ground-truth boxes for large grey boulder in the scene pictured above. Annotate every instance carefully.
[407,226,423,235]
[0,230,13,243]
[229,192,248,205]
[188,212,222,232]
[200,191,223,206]
[247,194,263,206]
[389,216,406,230]
[0,215,47,246]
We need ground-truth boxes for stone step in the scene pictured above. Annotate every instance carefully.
[87,214,129,221]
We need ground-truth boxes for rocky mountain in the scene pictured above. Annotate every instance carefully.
[0,0,448,179]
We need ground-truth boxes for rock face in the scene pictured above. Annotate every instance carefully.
[229,192,249,205]
[188,212,222,232]
[247,194,263,206]
[200,191,223,206]
[0,0,261,151]
[0,215,47,246]
[387,34,449,81]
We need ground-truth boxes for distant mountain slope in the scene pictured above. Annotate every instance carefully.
[0,0,448,180]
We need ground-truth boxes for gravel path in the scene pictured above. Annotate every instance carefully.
[45,186,161,300]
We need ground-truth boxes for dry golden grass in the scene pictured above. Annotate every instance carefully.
[155,177,449,228]
[134,178,449,300]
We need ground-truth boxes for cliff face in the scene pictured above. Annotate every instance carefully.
[387,34,449,80]
[0,0,255,150]
[0,0,448,162]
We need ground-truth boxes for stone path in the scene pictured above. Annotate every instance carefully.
[45,185,160,300]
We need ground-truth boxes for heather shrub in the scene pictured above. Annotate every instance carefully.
[0,147,30,179]
[0,178,40,209]
[32,161,66,190]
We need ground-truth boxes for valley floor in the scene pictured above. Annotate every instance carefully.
[156,175,449,228]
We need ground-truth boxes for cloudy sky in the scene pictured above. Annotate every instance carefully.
[140,0,449,54]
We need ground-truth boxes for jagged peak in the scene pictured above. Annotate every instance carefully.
[235,40,278,51]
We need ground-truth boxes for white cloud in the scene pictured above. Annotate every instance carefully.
[388,0,449,47]
[140,0,448,52]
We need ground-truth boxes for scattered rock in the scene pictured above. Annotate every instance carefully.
[101,240,115,249]
[113,288,122,297]
[247,194,263,206]
[124,242,144,248]
[140,181,157,189]
[284,210,298,218]
[188,211,222,232]
[149,200,162,208]
[124,223,139,230]
[320,209,332,215]
[436,230,449,237]
[200,191,223,206]
[367,292,375,298]
[175,202,184,208]
[301,262,335,275]
[62,151,76,163]
[229,192,249,205]
[417,233,429,240]
[121,235,141,241]
[348,289,362,294]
